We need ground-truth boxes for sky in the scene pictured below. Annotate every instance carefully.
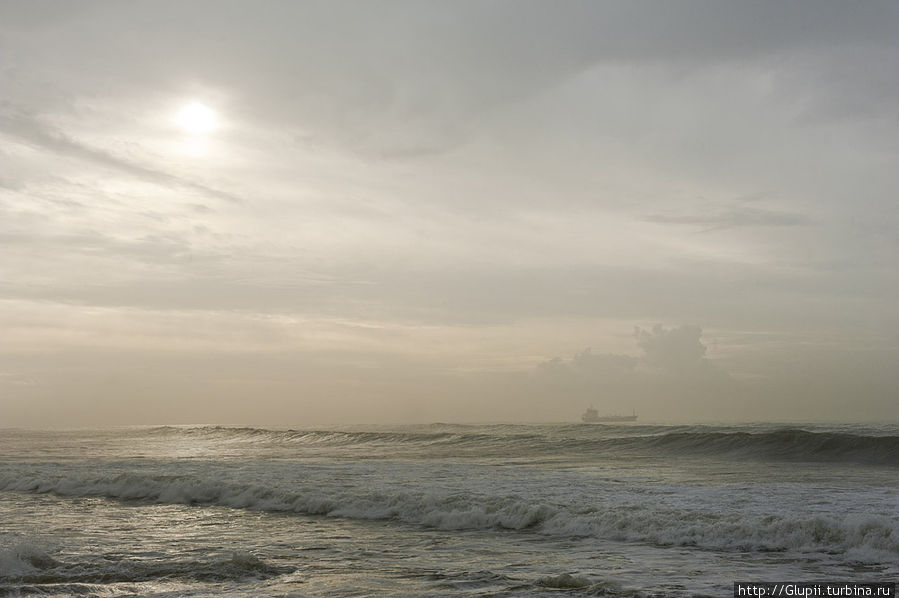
[1,1,897,427]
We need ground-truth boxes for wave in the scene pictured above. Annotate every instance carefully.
[142,425,899,465]
[147,425,509,446]
[406,569,649,598]
[0,542,291,586]
[2,472,896,559]
[0,542,59,579]
[0,545,648,598]
[636,429,899,465]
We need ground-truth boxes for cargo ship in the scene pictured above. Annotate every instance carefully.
[581,407,637,423]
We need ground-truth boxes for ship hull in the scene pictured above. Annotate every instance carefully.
[582,415,638,423]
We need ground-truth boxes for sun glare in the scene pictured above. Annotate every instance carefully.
[175,102,217,134]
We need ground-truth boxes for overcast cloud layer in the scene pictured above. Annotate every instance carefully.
[1,1,897,426]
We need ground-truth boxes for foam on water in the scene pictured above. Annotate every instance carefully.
[1,423,896,597]
[1,469,896,558]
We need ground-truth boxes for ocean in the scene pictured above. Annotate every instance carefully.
[1,423,896,597]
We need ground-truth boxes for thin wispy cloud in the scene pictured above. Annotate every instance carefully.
[644,205,811,232]
[0,106,243,204]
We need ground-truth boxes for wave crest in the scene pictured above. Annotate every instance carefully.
[2,472,896,558]
[141,425,899,465]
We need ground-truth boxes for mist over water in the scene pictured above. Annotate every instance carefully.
[2,423,896,597]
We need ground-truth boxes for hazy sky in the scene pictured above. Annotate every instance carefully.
[2,1,897,426]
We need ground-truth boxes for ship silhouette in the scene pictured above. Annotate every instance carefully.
[581,406,637,423]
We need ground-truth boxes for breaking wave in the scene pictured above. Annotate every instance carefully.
[2,471,896,559]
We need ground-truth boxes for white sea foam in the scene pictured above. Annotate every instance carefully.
[2,471,896,559]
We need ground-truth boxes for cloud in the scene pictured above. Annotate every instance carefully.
[536,349,638,382]
[530,325,736,418]
[0,2,897,425]
[635,324,707,369]
[0,105,243,204]
[644,205,810,232]
[4,2,896,158]
[539,324,711,377]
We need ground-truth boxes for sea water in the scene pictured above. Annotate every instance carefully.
[1,423,896,597]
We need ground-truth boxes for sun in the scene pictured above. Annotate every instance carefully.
[175,102,217,135]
